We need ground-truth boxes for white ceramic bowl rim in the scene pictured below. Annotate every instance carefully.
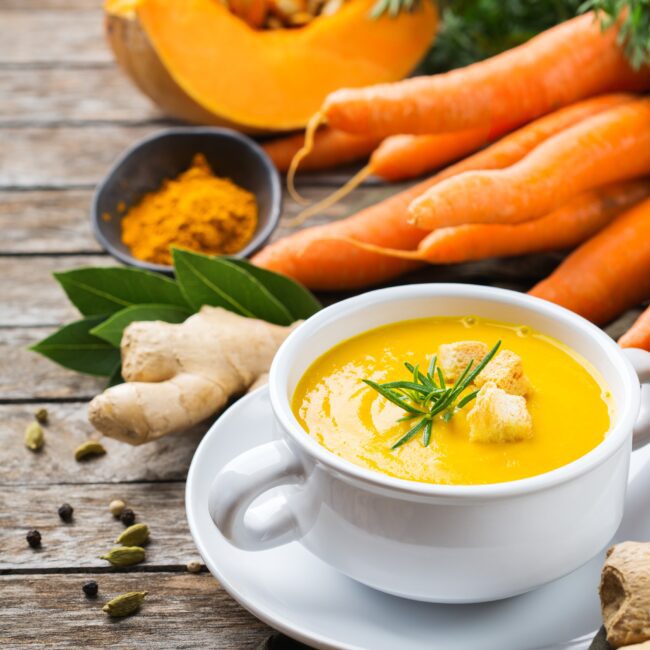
[269,284,640,499]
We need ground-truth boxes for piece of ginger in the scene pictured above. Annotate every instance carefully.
[601,542,650,648]
[466,382,533,443]
[88,307,297,445]
[475,349,531,396]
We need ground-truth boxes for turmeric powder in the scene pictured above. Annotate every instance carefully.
[121,153,258,265]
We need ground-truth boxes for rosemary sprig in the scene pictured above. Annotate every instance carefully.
[363,340,501,449]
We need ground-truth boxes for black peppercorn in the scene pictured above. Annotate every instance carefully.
[120,508,136,526]
[58,503,74,523]
[82,581,98,598]
[26,529,41,549]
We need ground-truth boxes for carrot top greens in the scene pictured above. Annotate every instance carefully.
[363,340,501,449]
[372,1,649,70]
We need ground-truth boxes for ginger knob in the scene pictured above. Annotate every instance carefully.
[600,542,650,648]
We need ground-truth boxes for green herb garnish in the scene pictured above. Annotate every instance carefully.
[364,340,501,449]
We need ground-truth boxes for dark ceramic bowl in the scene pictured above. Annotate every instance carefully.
[92,127,282,273]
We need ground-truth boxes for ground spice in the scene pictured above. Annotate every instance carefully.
[120,153,258,265]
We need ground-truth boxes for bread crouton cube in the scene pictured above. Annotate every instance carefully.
[475,349,530,396]
[467,383,533,443]
[438,340,489,383]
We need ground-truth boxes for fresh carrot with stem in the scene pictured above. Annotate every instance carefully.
[321,12,650,138]
[287,93,633,225]
[252,96,634,290]
[409,98,650,230]
[529,197,650,325]
[336,181,650,264]
[263,128,381,172]
[619,305,650,351]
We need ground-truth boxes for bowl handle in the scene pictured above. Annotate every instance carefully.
[207,440,306,551]
[622,348,650,450]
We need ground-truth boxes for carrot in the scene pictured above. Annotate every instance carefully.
[409,99,650,230]
[619,305,650,351]
[263,128,381,172]
[252,96,636,290]
[338,181,650,264]
[322,13,650,137]
[289,93,632,226]
[529,197,650,325]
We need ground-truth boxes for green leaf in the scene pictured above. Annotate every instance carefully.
[172,249,294,325]
[106,364,124,388]
[30,316,120,376]
[54,267,188,317]
[226,258,321,321]
[90,303,192,347]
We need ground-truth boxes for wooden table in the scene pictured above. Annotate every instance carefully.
[0,2,643,648]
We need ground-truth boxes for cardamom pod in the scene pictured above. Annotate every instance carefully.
[116,523,149,547]
[34,408,48,424]
[24,422,44,451]
[74,440,106,461]
[102,591,148,617]
[99,546,145,567]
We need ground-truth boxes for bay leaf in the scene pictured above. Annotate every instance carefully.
[172,249,293,325]
[30,316,120,376]
[54,267,188,316]
[227,258,321,321]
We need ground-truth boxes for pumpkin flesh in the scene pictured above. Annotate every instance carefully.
[130,0,437,131]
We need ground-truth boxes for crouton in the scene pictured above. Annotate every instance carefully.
[475,349,531,396]
[438,340,489,383]
[467,383,533,443]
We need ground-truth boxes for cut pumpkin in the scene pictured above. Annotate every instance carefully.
[105,0,437,133]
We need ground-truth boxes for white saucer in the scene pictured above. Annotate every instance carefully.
[186,387,650,650]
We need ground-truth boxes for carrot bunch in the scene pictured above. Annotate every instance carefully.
[253,12,650,348]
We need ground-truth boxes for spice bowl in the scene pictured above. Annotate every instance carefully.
[91,127,282,273]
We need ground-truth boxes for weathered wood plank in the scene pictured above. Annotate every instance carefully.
[0,328,105,400]
[0,402,205,485]
[0,125,362,188]
[0,573,273,648]
[1,482,199,569]
[0,190,103,253]
[0,255,112,327]
[4,0,103,9]
[0,11,110,65]
[0,185,403,254]
[0,66,162,125]
[0,125,158,187]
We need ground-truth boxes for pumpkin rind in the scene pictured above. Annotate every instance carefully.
[105,0,438,133]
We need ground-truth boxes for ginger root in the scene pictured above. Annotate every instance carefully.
[88,307,297,445]
[600,541,650,648]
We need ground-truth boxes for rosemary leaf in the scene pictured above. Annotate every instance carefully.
[362,379,425,415]
[392,417,429,449]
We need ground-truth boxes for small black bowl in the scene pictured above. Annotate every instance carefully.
[92,127,282,273]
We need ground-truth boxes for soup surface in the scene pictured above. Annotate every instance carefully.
[292,317,611,485]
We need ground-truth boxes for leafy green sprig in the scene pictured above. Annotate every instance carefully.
[581,0,650,69]
[364,340,501,449]
[31,249,321,384]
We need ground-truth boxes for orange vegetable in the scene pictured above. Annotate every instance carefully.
[323,12,650,137]
[253,96,636,290]
[289,93,632,224]
[263,128,380,172]
[529,197,650,325]
[619,305,650,351]
[106,0,438,132]
[409,99,650,230]
[339,181,650,263]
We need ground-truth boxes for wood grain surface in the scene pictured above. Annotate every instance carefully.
[1,1,646,648]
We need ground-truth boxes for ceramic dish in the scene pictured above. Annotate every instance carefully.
[186,385,650,650]
[207,284,650,603]
[91,127,281,273]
